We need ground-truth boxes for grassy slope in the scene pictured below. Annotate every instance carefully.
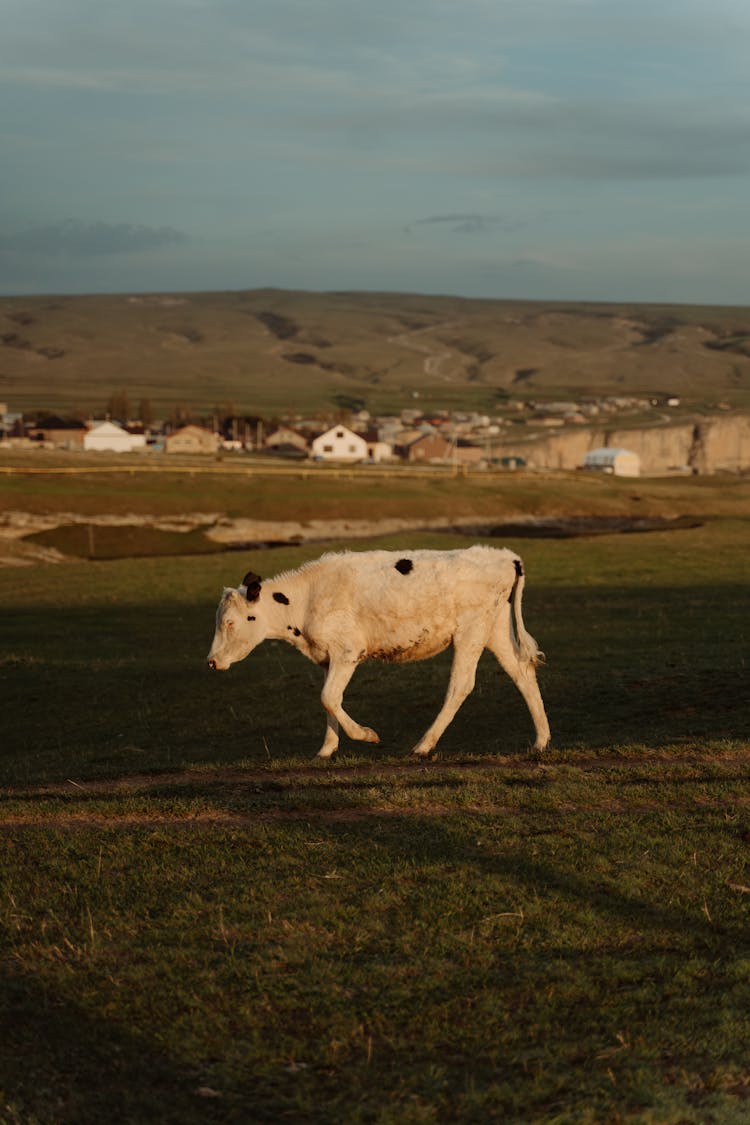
[2,288,750,415]
[2,511,750,1121]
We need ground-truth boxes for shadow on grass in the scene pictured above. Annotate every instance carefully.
[1,971,228,1125]
[383,816,748,947]
[2,811,749,1121]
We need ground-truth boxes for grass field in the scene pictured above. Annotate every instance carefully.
[2,484,750,1121]
[2,455,750,524]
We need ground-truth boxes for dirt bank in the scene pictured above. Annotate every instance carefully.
[0,509,706,565]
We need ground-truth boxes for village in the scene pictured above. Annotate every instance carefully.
[0,393,695,476]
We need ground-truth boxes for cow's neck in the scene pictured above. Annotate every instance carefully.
[264,575,309,643]
[264,576,327,664]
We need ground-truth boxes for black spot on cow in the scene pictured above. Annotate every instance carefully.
[293,628,301,637]
[273,592,290,605]
[395,558,413,575]
[247,615,256,621]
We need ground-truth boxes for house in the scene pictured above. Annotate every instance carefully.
[582,447,641,477]
[84,420,146,453]
[264,426,310,455]
[398,433,452,462]
[27,416,87,449]
[311,425,368,462]
[452,439,484,465]
[165,425,219,455]
[360,431,393,463]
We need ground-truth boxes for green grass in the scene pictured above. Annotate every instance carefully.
[1,515,750,1121]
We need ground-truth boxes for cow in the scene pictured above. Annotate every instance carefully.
[207,545,550,759]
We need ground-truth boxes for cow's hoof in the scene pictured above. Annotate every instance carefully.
[529,741,551,761]
[360,727,380,744]
[315,747,338,759]
[410,746,432,758]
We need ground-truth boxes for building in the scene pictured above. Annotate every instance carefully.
[165,425,219,455]
[264,426,310,455]
[452,439,484,464]
[27,416,87,449]
[398,433,452,462]
[84,420,147,453]
[582,447,641,477]
[311,425,368,462]
[360,431,393,463]
[0,409,24,443]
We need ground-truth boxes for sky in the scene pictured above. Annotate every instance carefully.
[1,0,749,304]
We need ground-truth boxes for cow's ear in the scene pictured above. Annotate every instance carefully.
[242,571,262,602]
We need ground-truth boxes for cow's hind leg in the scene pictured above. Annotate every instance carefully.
[317,712,340,759]
[317,658,380,758]
[411,638,484,757]
[488,616,550,751]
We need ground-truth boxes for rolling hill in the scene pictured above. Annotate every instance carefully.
[1,288,749,417]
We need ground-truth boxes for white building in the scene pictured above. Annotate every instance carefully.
[364,439,393,463]
[84,420,146,453]
[583,447,641,477]
[311,424,368,462]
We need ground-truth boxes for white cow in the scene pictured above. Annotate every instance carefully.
[207,546,550,758]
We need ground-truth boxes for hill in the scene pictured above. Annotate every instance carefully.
[1,288,750,417]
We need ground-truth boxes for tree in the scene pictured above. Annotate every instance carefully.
[331,392,366,414]
[138,398,154,427]
[170,403,193,428]
[107,390,130,422]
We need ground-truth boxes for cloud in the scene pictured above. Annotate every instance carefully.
[410,214,525,235]
[0,220,189,257]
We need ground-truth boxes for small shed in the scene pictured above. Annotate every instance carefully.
[583,447,641,477]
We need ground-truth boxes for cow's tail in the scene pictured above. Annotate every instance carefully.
[509,557,545,666]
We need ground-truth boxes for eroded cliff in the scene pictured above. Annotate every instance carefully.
[493,413,750,473]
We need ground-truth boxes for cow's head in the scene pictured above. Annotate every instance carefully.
[207,571,267,670]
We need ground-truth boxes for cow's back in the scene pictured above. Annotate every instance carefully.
[301,547,517,663]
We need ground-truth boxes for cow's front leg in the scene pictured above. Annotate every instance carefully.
[317,658,380,758]
[411,640,483,757]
